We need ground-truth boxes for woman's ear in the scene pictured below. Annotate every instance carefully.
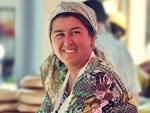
[90,36,96,48]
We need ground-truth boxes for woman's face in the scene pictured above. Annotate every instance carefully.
[51,16,95,68]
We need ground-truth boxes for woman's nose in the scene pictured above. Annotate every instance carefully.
[64,34,74,45]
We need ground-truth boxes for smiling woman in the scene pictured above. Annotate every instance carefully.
[51,15,95,71]
[37,1,137,113]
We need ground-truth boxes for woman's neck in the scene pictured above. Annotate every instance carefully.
[66,51,94,93]
[67,51,94,80]
[66,57,90,93]
[67,66,81,82]
[65,67,80,94]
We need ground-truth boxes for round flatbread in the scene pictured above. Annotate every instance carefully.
[19,75,43,89]
[18,88,44,105]
[0,89,18,102]
[17,102,39,113]
[0,103,18,112]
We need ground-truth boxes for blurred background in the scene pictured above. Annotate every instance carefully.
[0,0,150,113]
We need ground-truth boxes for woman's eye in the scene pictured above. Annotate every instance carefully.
[72,31,80,36]
[55,33,65,38]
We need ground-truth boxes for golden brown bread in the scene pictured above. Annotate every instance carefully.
[18,88,44,105]
[0,90,18,102]
[19,75,43,89]
[0,103,18,112]
[17,102,39,113]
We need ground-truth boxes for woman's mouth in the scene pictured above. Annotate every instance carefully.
[63,48,77,53]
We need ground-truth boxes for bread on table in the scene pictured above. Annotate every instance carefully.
[19,75,43,89]
[17,102,39,113]
[18,88,44,105]
[0,89,18,102]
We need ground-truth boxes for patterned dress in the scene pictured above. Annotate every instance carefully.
[37,53,131,113]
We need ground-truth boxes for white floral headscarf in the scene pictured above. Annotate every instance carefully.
[50,1,97,33]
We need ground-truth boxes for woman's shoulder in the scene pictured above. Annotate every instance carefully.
[87,56,118,76]
[73,57,126,97]
[73,57,117,91]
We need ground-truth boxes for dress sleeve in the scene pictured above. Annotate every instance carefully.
[37,95,54,113]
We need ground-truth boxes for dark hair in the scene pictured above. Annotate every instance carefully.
[110,22,125,36]
[49,12,96,39]
[83,0,108,23]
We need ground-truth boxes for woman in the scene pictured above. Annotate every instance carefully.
[37,1,137,113]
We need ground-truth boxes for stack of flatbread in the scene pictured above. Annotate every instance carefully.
[17,75,44,113]
[0,89,18,113]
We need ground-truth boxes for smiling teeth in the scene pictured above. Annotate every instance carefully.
[64,49,75,53]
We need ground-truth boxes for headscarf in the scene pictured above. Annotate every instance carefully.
[40,1,100,104]
[50,1,97,33]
